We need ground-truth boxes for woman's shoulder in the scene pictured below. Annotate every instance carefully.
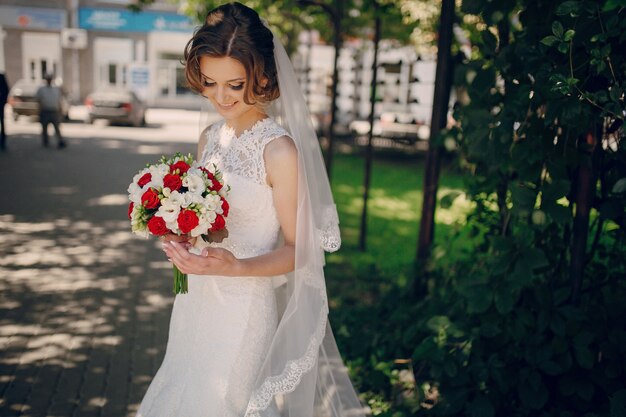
[201,119,226,138]
[258,118,291,143]
[197,120,226,160]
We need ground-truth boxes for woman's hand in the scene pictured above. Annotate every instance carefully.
[160,233,196,249]
[162,241,240,276]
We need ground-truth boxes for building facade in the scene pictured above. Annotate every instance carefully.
[0,0,202,108]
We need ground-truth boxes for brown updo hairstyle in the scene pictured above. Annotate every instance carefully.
[183,2,280,104]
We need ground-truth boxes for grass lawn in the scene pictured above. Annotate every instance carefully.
[323,150,471,406]
[326,151,470,293]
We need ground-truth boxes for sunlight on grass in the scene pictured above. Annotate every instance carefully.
[328,153,469,288]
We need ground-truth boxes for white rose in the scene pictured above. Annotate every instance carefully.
[181,193,196,208]
[156,200,181,225]
[190,218,211,237]
[127,182,143,204]
[203,194,221,212]
[183,171,206,195]
[166,190,185,208]
[145,164,168,189]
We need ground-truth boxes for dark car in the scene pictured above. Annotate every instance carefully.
[85,87,146,127]
[8,79,70,121]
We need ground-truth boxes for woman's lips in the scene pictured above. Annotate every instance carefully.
[218,102,237,110]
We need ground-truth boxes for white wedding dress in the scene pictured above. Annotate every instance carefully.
[136,117,289,417]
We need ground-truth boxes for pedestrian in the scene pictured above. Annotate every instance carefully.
[0,72,8,151]
[36,74,66,149]
[135,3,366,417]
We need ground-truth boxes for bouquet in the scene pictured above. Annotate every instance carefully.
[127,153,230,294]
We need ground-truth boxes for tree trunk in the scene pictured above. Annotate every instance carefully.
[416,0,455,261]
[359,1,381,252]
[570,130,598,304]
[325,0,343,180]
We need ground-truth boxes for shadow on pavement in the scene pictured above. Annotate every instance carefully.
[0,134,195,417]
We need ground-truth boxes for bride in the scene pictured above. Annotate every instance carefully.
[135,2,367,416]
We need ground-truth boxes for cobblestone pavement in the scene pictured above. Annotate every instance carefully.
[0,111,209,416]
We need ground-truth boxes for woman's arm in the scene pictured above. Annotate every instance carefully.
[163,135,298,277]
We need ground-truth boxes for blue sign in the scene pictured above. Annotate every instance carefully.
[0,6,66,30]
[79,7,195,33]
[130,66,149,87]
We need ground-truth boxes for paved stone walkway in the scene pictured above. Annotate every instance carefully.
[0,122,197,416]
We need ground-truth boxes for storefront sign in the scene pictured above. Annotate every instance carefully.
[79,7,195,33]
[0,6,66,30]
[128,64,150,100]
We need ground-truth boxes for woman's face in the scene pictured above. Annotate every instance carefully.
[198,55,262,124]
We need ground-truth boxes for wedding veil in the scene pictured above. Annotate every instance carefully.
[240,31,369,417]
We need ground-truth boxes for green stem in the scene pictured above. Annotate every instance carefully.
[173,265,188,294]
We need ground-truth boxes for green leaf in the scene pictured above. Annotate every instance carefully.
[495,287,517,314]
[440,190,462,209]
[574,346,595,369]
[444,360,458,378]
[552,21,565,38]
[426,315,451,332]
[557,42,570,54]
[556,1,581,15]
[573,331,594,347]
[610,389,626,417]
[577,380,595,401]
[563,29,576,41]
[600,198,624,220]
[469,395,495,417]
[482,30,498,53]
[543,179,571,201]
[480,322,501,338]
[412,337,437,360]
[554,287,571,305]
[461,0,483,14]
[550,314,566,336]
[519,370,549,409]
[511,184,537,212]
[604,0,626,12]
[532,210,547,226]
[540,35,560,47]
[560,377,577,396]
[612,178,626,194]
[610,87,623,102]
[539,359,562,375]
[466,285,493,314]
[520,247,550,271]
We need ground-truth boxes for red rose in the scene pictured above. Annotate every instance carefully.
[177,209,199,234]
[163,173,182,191]
[210,214,226,231]
[141,188,160,209]
[170,161,190,175]
[128,202,134,219]
[147,216,169,235]
[137,173,152,187]
[207,172,223,191]
[221,198,229,217]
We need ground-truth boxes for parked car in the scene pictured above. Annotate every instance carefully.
[8,79,70,121]
[85,87,146,127]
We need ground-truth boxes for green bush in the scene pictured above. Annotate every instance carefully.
[411,0,626,415]
[331,1,626,415]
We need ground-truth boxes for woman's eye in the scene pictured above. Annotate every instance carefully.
[202,80,215,87]
[230,84,244,91]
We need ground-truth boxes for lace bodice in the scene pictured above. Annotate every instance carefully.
[199,118,290,258]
